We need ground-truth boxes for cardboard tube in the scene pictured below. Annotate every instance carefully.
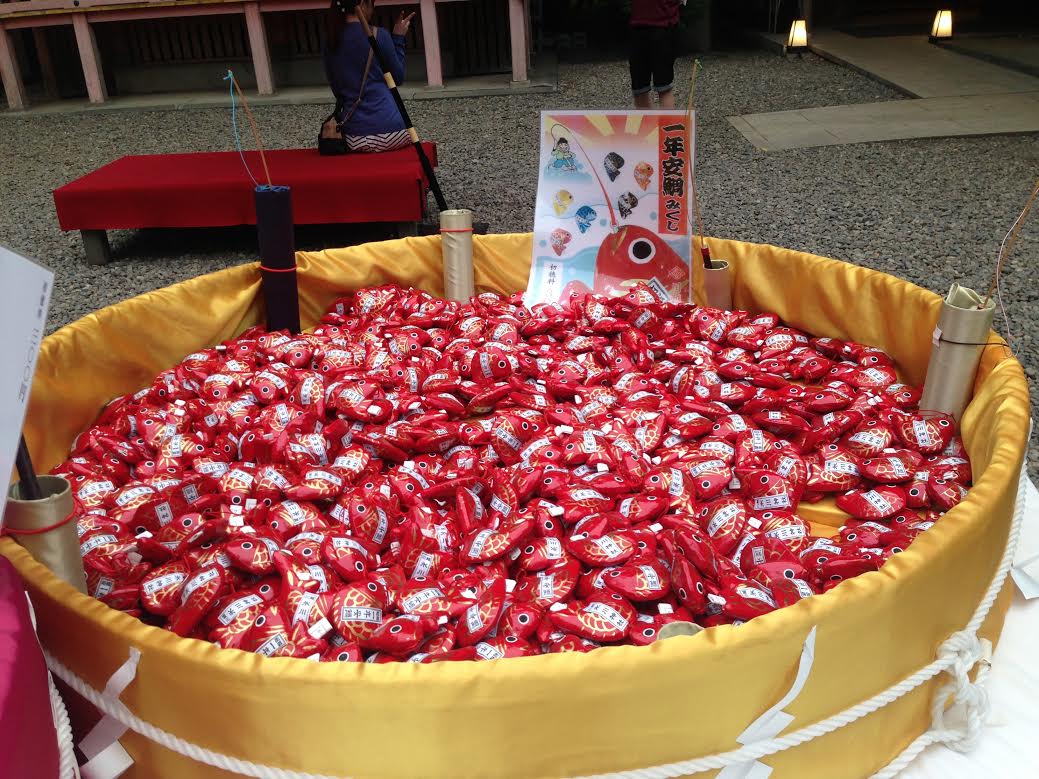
[656,621,704,641]
[440,209,475,301]
[4,475,87,593]
[704,259,733,310]
[919,283,996,422]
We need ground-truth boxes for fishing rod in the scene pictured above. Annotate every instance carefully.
[686,60,711,270]
[225,70,301,335]
[357,12,449,213]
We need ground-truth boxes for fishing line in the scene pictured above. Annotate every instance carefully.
[983,176,1039,348]
[548,122,620,229]
[224,72,258,187]
[224,70,272,187]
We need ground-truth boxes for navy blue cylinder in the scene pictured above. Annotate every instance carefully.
[255,185,301,334]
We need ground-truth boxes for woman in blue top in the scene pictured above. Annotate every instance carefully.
[324,0,415,152]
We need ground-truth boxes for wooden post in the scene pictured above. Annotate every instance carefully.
[0,23,28,110]
[523,0,531,63]
[32,28,59,100]
[418,0,442,88]
[508,0,528,83]
[244,2,274,95]
[72,14,107,103]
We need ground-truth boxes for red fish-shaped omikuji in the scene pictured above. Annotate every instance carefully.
[549,591,636,642]
[56,280,977,662]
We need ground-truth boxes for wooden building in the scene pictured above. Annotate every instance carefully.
[0,0,532,109]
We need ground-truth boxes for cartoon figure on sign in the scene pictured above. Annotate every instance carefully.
[634,162,653,191]
[551,138,578,171]
[550,228,572,256]
[617,192,639,218]
[553,190,574,217]
[561,225,689,301]
[574,205,597,234]
[604,152,625,182]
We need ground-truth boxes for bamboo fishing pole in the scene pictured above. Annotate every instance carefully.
[223,68,301,333]
[227,73,273,187]
[687,60,710,270]
[357,13,448,213]
[983,176,1039,309]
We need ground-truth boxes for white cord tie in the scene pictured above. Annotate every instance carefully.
[716,627,818,779]
[79,648,140,779]
[929,632,993,754]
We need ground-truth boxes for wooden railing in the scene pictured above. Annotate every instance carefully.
[0,0,530,109]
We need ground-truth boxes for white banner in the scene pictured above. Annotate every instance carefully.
[0,244,54,520]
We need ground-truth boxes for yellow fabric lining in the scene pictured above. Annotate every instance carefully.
[2,234,1028,778]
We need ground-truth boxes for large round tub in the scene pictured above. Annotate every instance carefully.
[2,234,1029,779]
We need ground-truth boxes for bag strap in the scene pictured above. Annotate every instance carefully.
[340,43,375,127]
[322,100,343,126]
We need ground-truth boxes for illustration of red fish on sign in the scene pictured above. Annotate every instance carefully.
[524,110,694,306]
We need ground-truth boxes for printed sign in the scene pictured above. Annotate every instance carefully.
[0,244,53,522]
[525,110,695,306]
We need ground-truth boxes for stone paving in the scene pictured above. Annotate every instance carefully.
[731,31,1039,150]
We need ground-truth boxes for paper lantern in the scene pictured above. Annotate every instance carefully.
[787,19,809,53]
[930,10,953,42]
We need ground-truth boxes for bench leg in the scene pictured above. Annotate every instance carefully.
[396,222,419,238]
[81,230,111,265]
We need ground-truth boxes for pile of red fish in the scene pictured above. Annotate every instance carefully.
[57,284,972,662]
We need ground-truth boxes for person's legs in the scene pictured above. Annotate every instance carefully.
[628,25,653,108]
[651,25,678,108]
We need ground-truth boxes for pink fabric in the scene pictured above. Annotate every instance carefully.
[0,556,59,779]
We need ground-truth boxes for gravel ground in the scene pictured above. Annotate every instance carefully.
[1,50,1037,471]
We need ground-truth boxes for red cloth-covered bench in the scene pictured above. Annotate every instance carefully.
[52,144,438,264]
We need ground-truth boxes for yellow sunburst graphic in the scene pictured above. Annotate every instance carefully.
[545,112,662,148]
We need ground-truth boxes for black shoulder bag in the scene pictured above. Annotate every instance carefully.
[318,44,375,156]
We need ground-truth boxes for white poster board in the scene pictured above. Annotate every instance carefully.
[0,244,53,523]
[525,110,695,306]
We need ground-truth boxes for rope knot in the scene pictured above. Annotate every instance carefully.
[930,631,993,754]
[937,630,985,677]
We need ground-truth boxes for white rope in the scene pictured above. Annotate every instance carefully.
[42,456,1029,779]
[27,590,79,779]
[869,643,992,779]
[573,452,1029,779]
[49,670,79,779]
[869,450,1028,779]
[44,648,345,779]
